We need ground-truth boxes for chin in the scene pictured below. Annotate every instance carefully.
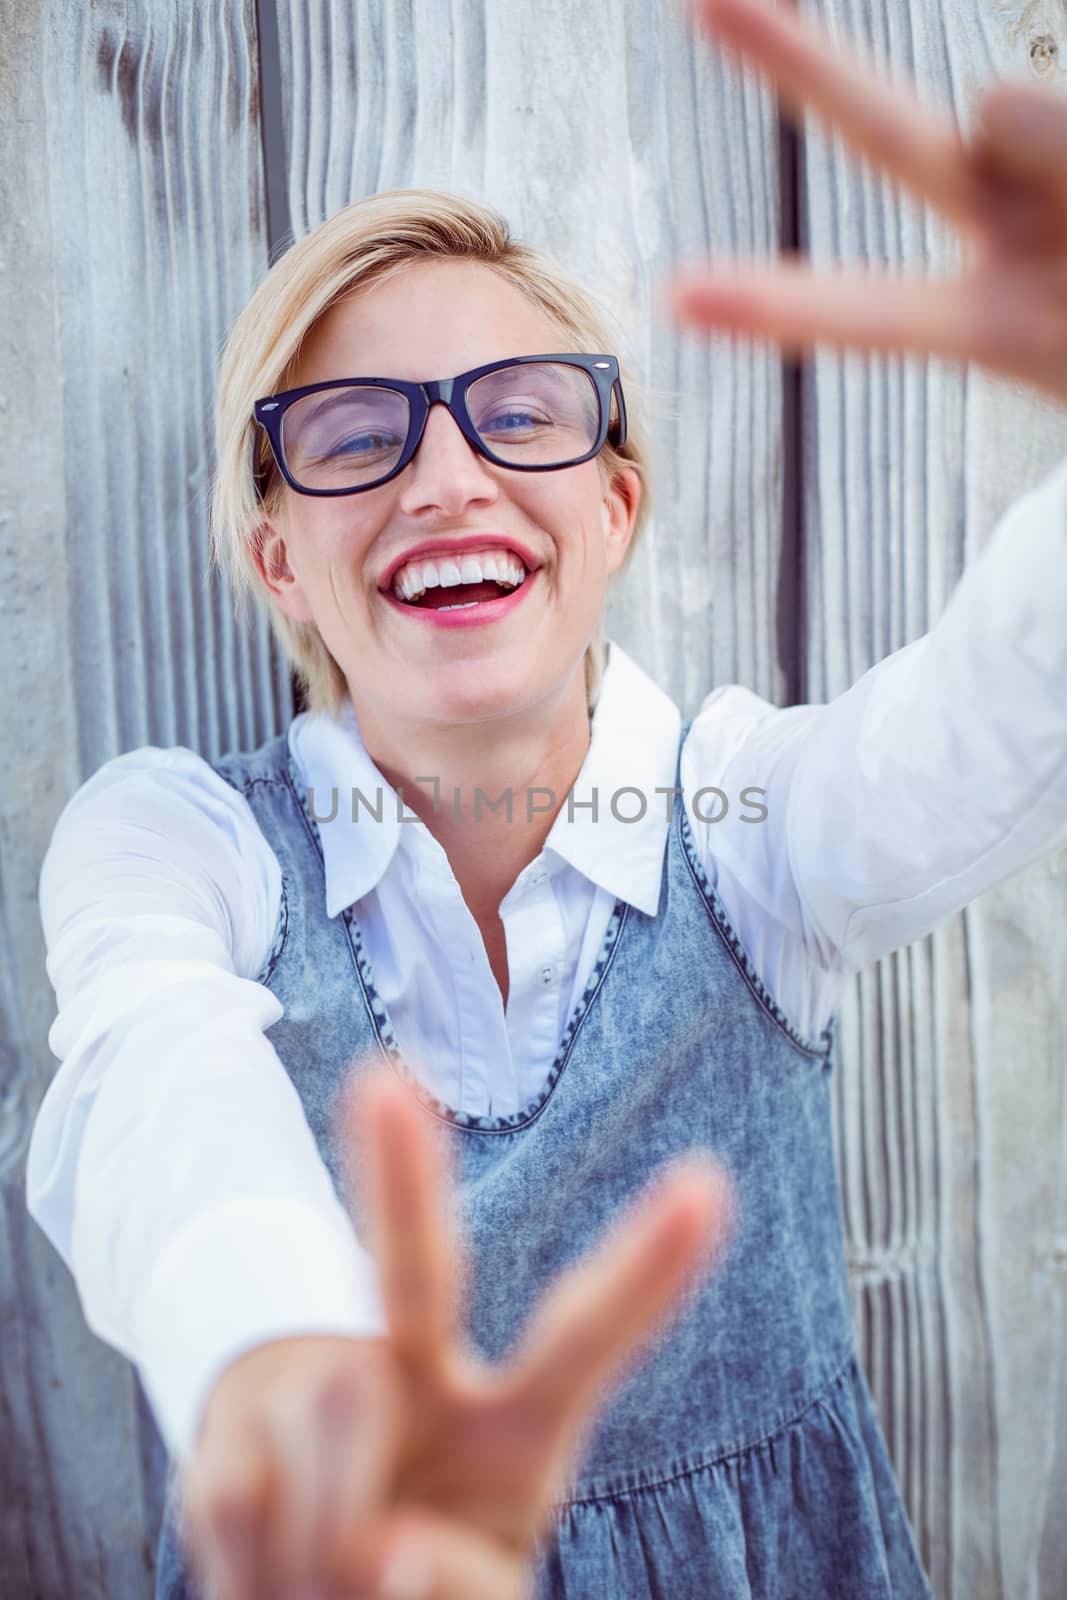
[436,680,532,725]
[425,655,548,724]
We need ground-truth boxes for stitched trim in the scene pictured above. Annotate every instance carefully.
[555,1346,859,1511]
[676,718,835,1062]
[341,895,631,1135]
[278,739,636,1134]
[211,746,294,987]
[282,740,635,1133]
[255,873,290,989]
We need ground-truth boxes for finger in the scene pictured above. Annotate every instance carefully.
[266,1350,405,1591]
[319,1352,414,1588]
[354,1510,529,1600]
[973,79,1067,193]
[345,1066,460,1375]
[668,254,1067,404]
[178,1430,274,1600]
[504,1158,734,1443]
[968,159,1067,260]
[691,0,977,231]
[668,257,994,366]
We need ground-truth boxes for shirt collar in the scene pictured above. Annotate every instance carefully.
[539,641,681,914]
[288,639,682,920]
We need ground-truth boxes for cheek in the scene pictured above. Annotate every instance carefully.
[313,520,378,586]
[556,490,611,559]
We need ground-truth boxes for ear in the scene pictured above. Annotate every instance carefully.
[250,520,316,623]
[602,465,642,576]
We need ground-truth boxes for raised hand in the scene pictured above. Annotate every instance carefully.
[668,0,1067,408]
[180,1067,734,1600]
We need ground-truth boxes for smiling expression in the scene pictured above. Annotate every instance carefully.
[254,258,641,731]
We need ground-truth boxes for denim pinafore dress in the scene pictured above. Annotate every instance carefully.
[154,718,933,1599]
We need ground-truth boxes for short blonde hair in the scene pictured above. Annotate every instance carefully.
[209,189,654,718]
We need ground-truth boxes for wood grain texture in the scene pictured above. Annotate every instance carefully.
[274,0,794,709]
[4,0,1066,1595]
[798,1,1067,1594]
[2,1,284,1595]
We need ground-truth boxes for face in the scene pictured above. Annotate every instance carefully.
[253,258,641,733]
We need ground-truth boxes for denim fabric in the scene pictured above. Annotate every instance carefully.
[155,720,933,1599]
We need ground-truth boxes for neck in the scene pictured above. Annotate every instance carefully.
[352,669,594,919]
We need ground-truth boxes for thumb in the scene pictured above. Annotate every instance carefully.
[354,1508,531,1600]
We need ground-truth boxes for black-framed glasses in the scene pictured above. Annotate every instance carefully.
[252,353,627,497]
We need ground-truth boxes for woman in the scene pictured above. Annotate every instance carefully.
[26,1,1067,1596]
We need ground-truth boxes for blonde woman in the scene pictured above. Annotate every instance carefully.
[26,1,1067,1597]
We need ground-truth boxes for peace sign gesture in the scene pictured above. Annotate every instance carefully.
[181,1068,733,1600]
[668,0,1067,409]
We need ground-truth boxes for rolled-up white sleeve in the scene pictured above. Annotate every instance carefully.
[26,746,387,1464]
[686,455,1067,1029]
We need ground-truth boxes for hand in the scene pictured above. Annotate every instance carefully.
[179,1066,734,1600]
[667,0,1067,408]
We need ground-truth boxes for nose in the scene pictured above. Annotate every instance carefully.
[395,398,499,517]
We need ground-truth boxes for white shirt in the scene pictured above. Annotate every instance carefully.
[26,457,1067,1464]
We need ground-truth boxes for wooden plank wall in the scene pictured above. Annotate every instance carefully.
[3,0,1065,1595]
[799,3,1067,1594]
[2,3,285,1596]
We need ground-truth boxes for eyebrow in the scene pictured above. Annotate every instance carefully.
[290,359,581,424]
[295,386,399,429]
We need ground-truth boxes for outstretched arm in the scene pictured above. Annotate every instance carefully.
[26,748,388,1459]
[672,0,1067,989]
[685,458,1067,999]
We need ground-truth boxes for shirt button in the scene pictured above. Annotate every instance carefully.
[541,965,554,984]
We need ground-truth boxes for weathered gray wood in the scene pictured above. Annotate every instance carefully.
[274,0,793,706]
[2,1,285,1595]
[799,2,1067,1595]
[4,0,1066,1595]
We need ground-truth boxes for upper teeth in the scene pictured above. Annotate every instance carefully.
[392,547,527,601]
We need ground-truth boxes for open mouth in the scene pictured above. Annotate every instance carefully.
[396,576,527,611]
[381,547,536,616]
[382,570,538,628]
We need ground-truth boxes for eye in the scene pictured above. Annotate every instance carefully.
[480,407,551,433]
[326,430,402,458]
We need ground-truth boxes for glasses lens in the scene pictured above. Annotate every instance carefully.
[278,362,602,491]
[467,361,600,465]
[281,385,411,491]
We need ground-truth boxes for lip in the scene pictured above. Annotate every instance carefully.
[381,569,540,629]
[378,533,541,593]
